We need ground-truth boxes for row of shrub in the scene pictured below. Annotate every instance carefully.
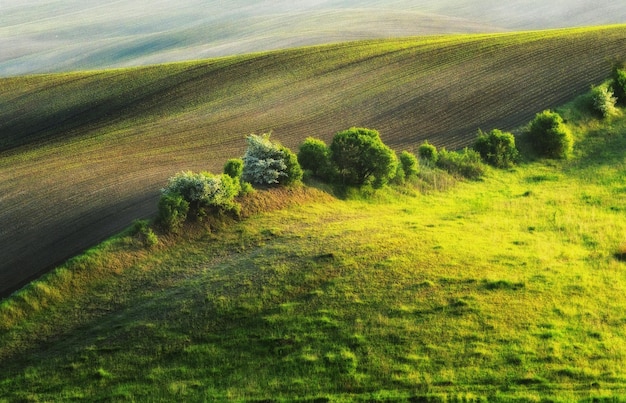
[158,133,302,233]
[154,70,625,235]
[154,120,553,234]
[298,127,417,188]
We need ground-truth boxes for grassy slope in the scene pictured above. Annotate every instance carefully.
[1,26,626,297]
[1,91,625,401]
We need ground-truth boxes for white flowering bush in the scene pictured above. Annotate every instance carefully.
[242,133,302,186]
[161,171,241,217]
[591,85,618,118]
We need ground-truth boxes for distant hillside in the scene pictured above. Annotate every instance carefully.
[2,0,626,76]
[1,26,626,297]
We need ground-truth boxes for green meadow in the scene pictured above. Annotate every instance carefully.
[1,88,625,401]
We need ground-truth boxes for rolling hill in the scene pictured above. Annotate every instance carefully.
[1,85,626,400]
[3,0,626,76]
[1,26,626,298]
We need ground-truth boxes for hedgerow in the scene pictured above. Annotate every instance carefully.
[436,147,485,180]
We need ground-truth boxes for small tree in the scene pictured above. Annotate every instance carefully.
[418,141,438,165]
[591,85,618,118]
[527,110,573,159]
[474,128,519,168]
[224,157,254,195]
[242,133,302,186]
[223,158,244,179]
[279,145,303,186]
[399,150,419,178]
[298,137,333,180]
[329,127,397,188]
[611,65,626,105]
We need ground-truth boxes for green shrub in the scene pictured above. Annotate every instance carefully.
[279,145,303,186]
[242,133,302,186]
[223,158,244,179]
[239,181,255,196]
[526,110,573,159]
[591,85,618,118]
[473,128,519,168]
[418,141,438,165]
[612,66,626,105]
[392,150,419,185]
[131,219,159,248]
[399,150,419,178]
[161,171,241,217]
[298,137,334,180]
[436,148,485,180]
[144,229,159,248]
[392,164,406,185]
[158,192,189,233]
[329,127,397,188]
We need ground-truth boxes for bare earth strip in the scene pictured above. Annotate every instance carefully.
[1,26,625,297]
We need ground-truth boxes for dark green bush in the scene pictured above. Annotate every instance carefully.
[473,128,519,168]
[223,158,244,179]
[298,137,334,180]
[418,141,438,165]
[392,164,406,185]
[131,219,159,248]
[436,148,485,180]
[279,145,303,186]
[527,110,573,159]
[158,192,189,233]
[612,66,626,105]
[392,150,419,185]
[330,127,397,188]
[399,150,419,178]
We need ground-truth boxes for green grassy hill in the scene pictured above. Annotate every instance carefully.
[1,26,626,298]
[1,85,625,401]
